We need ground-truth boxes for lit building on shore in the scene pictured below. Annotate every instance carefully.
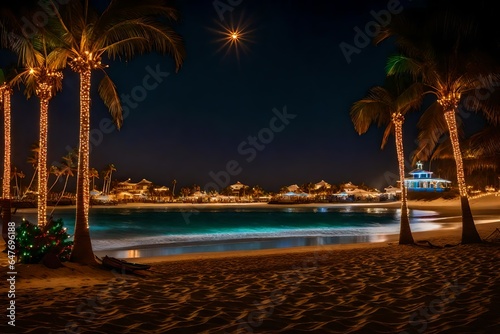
[403,161,452,192]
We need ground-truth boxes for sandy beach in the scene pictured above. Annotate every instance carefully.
[2,194,500,333]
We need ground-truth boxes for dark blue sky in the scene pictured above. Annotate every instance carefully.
[3,0,437,192]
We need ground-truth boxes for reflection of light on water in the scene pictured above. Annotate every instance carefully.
[126,249,141,258]
[475,218,500,225]
[369,234,388,242]
[313,207,328,213]
[411,210,439,217]
[411,222,442,232]
[366,207,388,214]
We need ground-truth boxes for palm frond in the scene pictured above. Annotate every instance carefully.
[350,94,391,135]
[467,125,500,157]
[98,73,123,128]
[98,18,185,70]
[380,122,394,149]
[415,102,447,161]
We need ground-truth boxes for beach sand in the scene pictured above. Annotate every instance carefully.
[2,194,500,333]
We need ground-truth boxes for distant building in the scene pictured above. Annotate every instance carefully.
[342,182,358,192]
[384,185,401,200]
[230,181,248,197]
[403,162,451,192]
[113,178,154,199]
[314,180,331,190]
[286,184,301,192]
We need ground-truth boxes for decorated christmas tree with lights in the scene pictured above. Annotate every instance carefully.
[16,218,73,264]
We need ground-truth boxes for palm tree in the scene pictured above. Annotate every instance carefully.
[48,0,185,264]
[105,164,116,195]
[50,150,77,211]
[89,168,99,191]
[48,165,63,194]
[351,76,423,244]
[1,9,64,226]
[22,143,40,199]
[11,167,25,199]
[171,179,177,201]
[375,3,500,243]
[0,77,12,201]
[0,73,13,241]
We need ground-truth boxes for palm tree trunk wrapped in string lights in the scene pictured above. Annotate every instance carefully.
[439,95,481,243]
[68,59,94,263]
[1,83,12,243]
[350,77,422,245]
[392,113,414,244]
[1,83,12,201]
[32,69,63,227]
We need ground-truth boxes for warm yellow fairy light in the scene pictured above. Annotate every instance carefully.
[69,51,105,231]
[78,68,92,229]
[438,93,468,197]
[443,110,468,197]
[1,84,12,200]
[32,68,63,227]
[391,113,408,208]
[38,97,49,227]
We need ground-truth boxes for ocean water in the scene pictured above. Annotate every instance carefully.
[16,205,441,258]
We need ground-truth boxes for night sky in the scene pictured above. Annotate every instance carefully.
[2,0,449,193]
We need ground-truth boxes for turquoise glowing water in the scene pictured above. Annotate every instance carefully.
[16,205,441,258]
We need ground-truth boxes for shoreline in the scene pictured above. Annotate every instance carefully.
[9,194,500,260]
[2,195,500,333]
[14,192,498,212]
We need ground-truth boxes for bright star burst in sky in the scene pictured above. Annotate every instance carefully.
[212,17,254,61]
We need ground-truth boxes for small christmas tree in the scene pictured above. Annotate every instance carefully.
[16,218,73,264]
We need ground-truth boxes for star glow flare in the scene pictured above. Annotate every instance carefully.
[212,17,254,62]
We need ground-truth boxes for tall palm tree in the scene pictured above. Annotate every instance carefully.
[1,70,13,242]
[0,78,12,201]
[375,3,500,243]
[351,76,423,244]
[1,7,64,227]
[48,0,185,264]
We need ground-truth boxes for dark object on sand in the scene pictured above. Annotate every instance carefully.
[99,255,151,272]
[484,228,500,243]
